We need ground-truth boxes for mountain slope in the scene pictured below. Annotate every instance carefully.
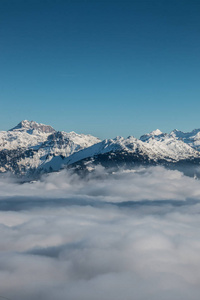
[1,121,200,176]
[0,120,100,174]
[40,134,200,173]
[170,128,200,151]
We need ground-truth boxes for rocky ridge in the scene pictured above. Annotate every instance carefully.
[1,121,200,176]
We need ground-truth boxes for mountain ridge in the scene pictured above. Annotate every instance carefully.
[9,120,56,133]
[1,120,200,177]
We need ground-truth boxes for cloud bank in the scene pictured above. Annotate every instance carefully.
[0,166,200,300]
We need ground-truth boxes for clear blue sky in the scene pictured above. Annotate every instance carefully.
[1,0,200,139]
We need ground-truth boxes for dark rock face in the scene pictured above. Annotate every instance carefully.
[0,148,36,175]
[2,121,200,179]
[68,150,200,178]
[46,132,69,146]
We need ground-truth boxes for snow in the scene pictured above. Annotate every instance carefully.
[1,121,200,175]
[42,132,200,172]
[150,129,163,136]
[140,129,164,141]
[0,120,101,174]
[170,128,200,150]
[10,120,55,133]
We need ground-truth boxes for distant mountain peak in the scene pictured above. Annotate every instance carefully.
[140,129,163,141]
[172,129,180,132]
[10,120,55,133]
[150,129,163,136]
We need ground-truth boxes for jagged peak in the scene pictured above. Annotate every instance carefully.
[113,136,124,141]
[171,128,200,134]
[170,128,200,139]
[140,129,163,141]
[9,120,55,133]
[150,129,163,136]
[171,129,180,133]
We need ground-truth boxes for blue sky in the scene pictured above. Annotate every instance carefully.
[1,0,200,139]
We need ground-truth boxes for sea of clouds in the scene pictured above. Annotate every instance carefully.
[0,166,200,300]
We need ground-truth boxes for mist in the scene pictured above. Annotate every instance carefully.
[1,166,200,300]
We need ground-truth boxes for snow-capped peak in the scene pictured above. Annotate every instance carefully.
[140,129,164,141]
[0,121,101,174]
[150,129,163,136]
[40,130,200,173]
[170,128,200,151]
[2,121,200,176]
[170,128,200,137]
[10,120,55,133]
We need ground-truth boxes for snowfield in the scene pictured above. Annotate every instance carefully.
[1,120,200,175]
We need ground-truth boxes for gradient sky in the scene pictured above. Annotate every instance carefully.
[1,0,200,139]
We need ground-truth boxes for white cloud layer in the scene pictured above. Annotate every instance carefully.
[0,166,200,300]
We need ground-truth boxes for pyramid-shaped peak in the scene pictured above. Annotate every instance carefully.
[10,120,55,133]
[140,129,164,141]
[150,129,163,136]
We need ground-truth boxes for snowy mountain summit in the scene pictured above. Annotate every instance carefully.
[1,121,200,176]
[0,120,100,174]
[10,120,55,133]
[140,129,164,141]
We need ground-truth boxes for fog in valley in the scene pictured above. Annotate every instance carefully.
[0,166,200,300]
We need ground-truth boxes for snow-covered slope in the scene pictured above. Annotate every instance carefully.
[140,129,165,141]
[1,122,200,176]
[0,120,100,174]
[0,120,55,150]
[41,133,200,172]
[10,120,55,133]
[140,127,200,151]
[170,129,200,151]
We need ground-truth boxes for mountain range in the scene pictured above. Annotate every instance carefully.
[1,120,200,177]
